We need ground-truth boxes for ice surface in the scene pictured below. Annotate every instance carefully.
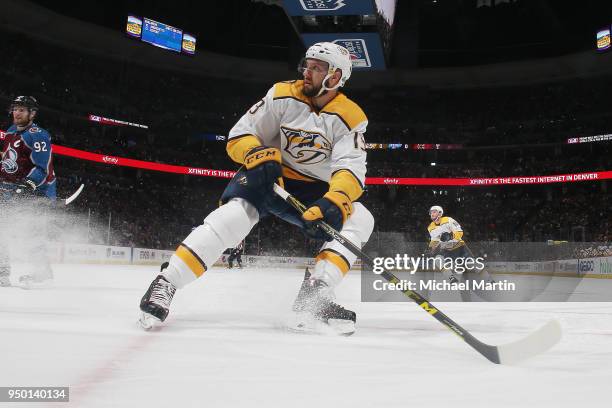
[0,264,610,408]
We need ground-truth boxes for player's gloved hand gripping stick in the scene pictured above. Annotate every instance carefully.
[273,183,562,365]
[243,146,283,190]
[302,191,352,241]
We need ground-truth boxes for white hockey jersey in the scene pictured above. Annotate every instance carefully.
[227,80,367,189]
[428,216,465,250]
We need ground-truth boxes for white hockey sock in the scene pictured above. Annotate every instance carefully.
[311,259,344,288]
[162,198,259,288]
[312,202,375,289]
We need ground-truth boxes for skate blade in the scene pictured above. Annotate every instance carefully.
[287,313,355,336]
[327,319,356,336]
[138,312,161,331]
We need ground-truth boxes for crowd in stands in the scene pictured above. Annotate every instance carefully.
[2,29,610,258]
[574,245,612,259]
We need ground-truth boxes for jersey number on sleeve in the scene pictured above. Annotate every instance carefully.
[354,132,366,152]
[33,141,48,152]
[249,99,265,114]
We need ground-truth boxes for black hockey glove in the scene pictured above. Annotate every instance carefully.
[243,146,283,190]
[302,191,353,241]
[6,179,37,198]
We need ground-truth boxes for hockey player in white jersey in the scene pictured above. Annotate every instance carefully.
[428,205,496,286]
[428,206,464,253]
[139,42,374,334]
[427,206,466,284]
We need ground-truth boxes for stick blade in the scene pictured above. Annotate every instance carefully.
[64,184,84,205]
[496,319,562,365]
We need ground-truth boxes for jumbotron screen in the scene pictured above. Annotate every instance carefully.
[142,17,183,53]
[126,15,142,38]
[182,33,196,55]
[597,27,611,51]
[125,15,197,55]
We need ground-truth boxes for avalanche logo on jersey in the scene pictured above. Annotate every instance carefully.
[1,147,19,174]
[299,0,345,12]
[281,126,331,165]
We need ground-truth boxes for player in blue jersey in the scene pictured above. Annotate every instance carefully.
[0,96,56,287]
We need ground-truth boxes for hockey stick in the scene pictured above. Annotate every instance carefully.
[273,183,561,365]
[63,183,84,205]
[0,183,84,206]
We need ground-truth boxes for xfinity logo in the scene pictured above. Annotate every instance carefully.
[299,0,345,11]
[102,156,119,164]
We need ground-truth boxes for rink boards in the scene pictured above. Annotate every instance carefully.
[32,242,612,279]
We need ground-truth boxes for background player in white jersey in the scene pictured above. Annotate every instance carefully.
[139,42,375,334]
[428,205,496,285]
[427,206,466,284]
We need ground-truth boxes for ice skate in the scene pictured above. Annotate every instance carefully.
[18,266,53,289]
[0,265,11,287]
[0,275,11,287]
[290,268,356,336]
[139,262,176,330]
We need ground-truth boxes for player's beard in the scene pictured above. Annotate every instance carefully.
[13,112,33,128]
[303,82,325,97]
[13,116,30,128]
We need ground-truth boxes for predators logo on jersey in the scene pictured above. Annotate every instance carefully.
[281,126,332,165]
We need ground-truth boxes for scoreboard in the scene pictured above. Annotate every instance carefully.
[126,16,142,38]
[126,15,197,55]
[142,17,183,53]
[597,27,611,52]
